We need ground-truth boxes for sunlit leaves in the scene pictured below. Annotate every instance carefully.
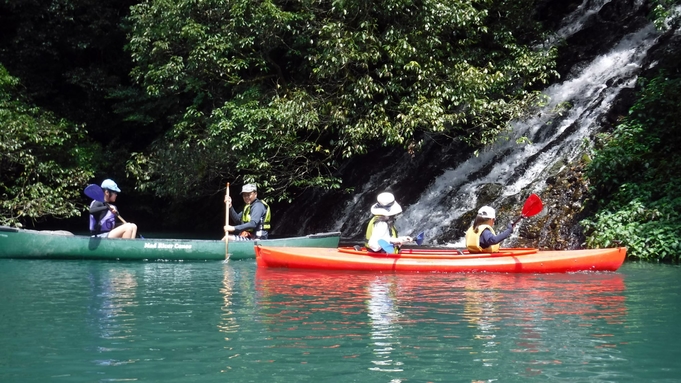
[125,0,556,199]
[0,65,95,227]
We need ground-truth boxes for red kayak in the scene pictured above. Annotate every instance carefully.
[255,246,626,273]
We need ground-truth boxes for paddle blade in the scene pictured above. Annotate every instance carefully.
[415,232,425,246]
[522,193,543,218]
[377,239,394,253]
[84,184,105,202]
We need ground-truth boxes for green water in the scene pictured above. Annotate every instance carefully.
[1,260,679,383]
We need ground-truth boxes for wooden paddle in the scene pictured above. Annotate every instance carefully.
[513,193,543,225]
[225,182,230,260]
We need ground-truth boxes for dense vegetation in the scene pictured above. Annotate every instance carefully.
[1,0,556,223]
[0,65,95,227]
[583,73,681,262]
[1,0,680,261]
[124,0,556,201]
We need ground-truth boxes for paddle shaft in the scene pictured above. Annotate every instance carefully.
[225,182,230,259]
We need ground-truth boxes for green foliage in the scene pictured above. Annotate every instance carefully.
[582,74,681,262]
[125,0,557,200]
[649,0,681,30]
[0,65,96,227]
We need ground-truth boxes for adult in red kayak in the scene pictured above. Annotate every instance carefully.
[365,192,412,253]
[465,206,515,253]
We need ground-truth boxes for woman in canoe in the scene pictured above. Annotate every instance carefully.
[365,192,412,253]
[89,179,138,239]
[465,206,515,253]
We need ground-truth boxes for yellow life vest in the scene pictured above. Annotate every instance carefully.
[242,199,271,231]
[365,216,399,253]
[465,224,500,253]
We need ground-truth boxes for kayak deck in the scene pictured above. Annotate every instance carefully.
[255,246,626,273]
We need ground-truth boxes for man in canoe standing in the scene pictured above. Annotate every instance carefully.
[224,183,271,240]
[365,192,412,253]
[465,206,515,253]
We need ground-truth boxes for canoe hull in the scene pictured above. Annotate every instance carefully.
[0,226,340,261]
[255,246,626,273]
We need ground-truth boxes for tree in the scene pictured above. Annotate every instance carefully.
[0,65,95,227]
[125,0,557,201]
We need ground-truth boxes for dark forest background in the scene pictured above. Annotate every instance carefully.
[1,0,680,261]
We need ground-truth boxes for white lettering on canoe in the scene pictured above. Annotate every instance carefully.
[143,242,193,250]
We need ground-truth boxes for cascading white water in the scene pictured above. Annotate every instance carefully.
[395,4,660,245]
[323,0,665,245]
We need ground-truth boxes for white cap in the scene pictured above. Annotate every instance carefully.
[241,184,257,194]
[477,206,496,219]
[370,192,403,217]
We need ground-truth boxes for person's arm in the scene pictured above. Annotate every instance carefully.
[229,206,242,224]
[89,201,109,214]
[480,224,514,248]
[233,202,266,231]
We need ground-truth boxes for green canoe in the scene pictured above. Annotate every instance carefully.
[0,226,340,261]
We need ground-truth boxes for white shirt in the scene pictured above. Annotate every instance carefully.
[367,221,410,252]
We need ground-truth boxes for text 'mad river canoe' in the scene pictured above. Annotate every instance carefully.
[255,246,627,273]
[0,226,340,261]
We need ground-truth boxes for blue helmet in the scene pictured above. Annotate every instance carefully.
[101,179,121,193]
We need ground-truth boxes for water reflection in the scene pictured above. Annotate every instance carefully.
[218,263,239,335]
[366,276,403,372]
[87,267,139,367]
[255,268,627,379]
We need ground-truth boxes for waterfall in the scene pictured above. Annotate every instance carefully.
[276,0,669,247]
[396,2,660,245]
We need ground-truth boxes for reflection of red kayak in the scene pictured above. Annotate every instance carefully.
[255,246,626,273]
[254,269,628,323]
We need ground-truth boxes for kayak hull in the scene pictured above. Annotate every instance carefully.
[0,226,340,261]
[255,246,626,273]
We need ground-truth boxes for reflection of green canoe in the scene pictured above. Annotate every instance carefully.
[0,226,340,261]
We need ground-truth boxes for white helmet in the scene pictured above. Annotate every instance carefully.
[477,206,496,219]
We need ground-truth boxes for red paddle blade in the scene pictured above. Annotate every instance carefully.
[521,193,543,217]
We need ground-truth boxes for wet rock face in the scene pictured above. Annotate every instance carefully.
[273,0,681,249]
[510,160,591,250]
[556,0,651,78]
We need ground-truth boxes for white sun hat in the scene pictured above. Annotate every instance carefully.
[477,206,496,219]
[370,192,403,216]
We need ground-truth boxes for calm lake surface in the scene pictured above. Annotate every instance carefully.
[1,259,679,383]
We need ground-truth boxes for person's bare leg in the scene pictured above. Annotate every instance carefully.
[107,225,127,238]
[107,223,137,238]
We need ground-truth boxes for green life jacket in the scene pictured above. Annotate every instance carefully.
[243,199,271,232]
